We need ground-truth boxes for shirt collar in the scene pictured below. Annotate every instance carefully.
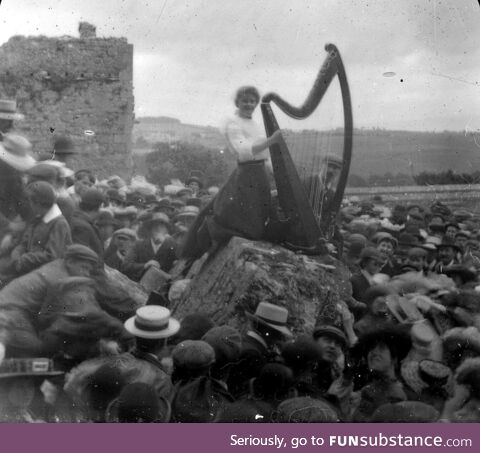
[151,238,162,254]
[42,203,62,224]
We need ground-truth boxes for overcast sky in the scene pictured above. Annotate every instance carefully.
[0,0,479,131]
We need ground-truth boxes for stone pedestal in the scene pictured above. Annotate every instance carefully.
[172,237,352,335]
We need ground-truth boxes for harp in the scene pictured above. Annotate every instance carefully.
[261,43,353,251]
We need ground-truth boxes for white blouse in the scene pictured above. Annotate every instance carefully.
[222,112,271,165]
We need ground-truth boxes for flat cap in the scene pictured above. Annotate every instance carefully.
[64,244,99,264]
[172,340,216,370]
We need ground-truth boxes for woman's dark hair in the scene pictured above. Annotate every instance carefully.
[234,86,260,107]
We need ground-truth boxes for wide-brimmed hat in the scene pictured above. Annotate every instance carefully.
[353,325,412,361]
[246,302,293,338]
[0,99,24,120]
[0,358,63,379]
[0,133,36,171]
[437,241,462,254]
[124,306,180,339]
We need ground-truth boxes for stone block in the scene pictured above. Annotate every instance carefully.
[172,237,352,336]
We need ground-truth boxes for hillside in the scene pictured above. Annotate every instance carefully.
[133,118,478,179]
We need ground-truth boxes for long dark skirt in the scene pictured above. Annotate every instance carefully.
[181,160,271,260]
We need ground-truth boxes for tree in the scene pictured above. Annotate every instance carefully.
[145,141,235,187]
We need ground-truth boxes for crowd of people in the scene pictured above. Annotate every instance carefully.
[1,93,480,424]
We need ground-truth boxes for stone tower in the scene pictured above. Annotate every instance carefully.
[0,22,134,178]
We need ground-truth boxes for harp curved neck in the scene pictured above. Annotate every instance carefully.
[262,44,341,120]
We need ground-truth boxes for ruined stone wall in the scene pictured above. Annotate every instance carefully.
[0,23,134,179]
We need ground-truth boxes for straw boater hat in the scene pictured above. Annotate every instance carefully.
[246,302,293,338]
[0,133,36,171]
[124,306,180,339]
[0,358,63,379]
[0,99,24,120]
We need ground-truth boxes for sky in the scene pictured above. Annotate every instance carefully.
[0,0,479,131]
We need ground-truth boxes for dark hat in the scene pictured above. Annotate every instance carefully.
[186,176,203,188]
[363,285,393,306]
[253,363,295,400]
[445,222,460,231]
[172,340,216,370]
[216,401,269,423]
[371,401,438,422]
[113,228,137,241]
[64,244,99,264]
[246,302,293,338]
[106,189,125,204]
[170,199,186,209]
[27,163,59,183]
[0,358,63,379]
[359,247,384,262]
[114,383,170,423]
[95,210,115,227]
[86,363,126,412]
[275,397,339,422]
[453,209,472,222]
[353,325,412,361]
[443,264,477,282]
[312,325,347,348]
[397,232,420,249]
[80,188,105,211]
[53,136,76,155]
[437,241,462,254]
[202,326,242,365]
[176,187,194,198]
[282,335,321,372]
[26,181,56,207]
[455,230,471,239]
[372,232,398,248]
[113,206,138,218]
[173,313,215,344]
[142,212,170,228]
[407,247,428,258]
[185,197,202,208]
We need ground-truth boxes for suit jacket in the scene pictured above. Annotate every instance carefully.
[122,237,177,282]
[70,210,104,258]
[350,272,371,303]
[13,213,72,276]
[226,333,272,398]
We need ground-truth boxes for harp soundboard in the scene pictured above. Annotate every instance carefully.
[261,43,353,251]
